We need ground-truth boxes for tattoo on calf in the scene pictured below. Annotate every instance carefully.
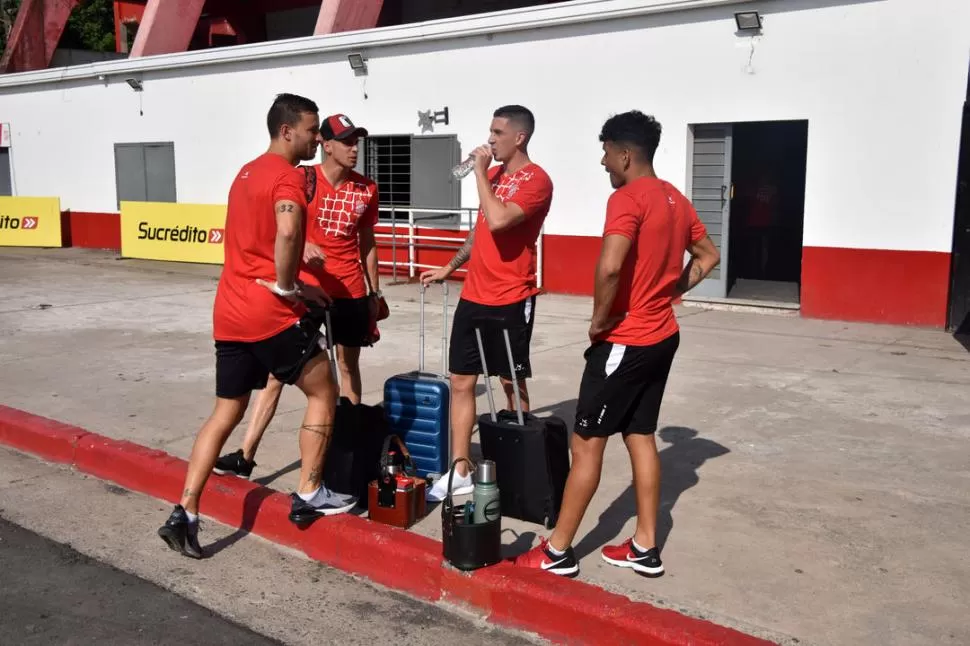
[300,423,333,437]
[182,488,198,499]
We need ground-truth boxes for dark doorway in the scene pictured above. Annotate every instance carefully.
[947,61,970,336]
[726,120,808,305]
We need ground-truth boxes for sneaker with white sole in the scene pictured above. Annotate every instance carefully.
[425,468,473,502]
[601,538,664,577]
[288,488,357,525]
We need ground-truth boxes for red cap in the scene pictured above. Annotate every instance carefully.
[322,114,368,141]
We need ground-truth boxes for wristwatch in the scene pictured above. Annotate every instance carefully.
[369,290,383,299]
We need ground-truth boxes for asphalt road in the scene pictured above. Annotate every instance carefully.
[0,515,282,645]
[0,446,543,646]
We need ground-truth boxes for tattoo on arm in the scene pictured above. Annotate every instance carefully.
[447,229,476,271]
[277,203,296,213]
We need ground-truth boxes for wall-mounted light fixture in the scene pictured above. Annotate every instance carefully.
[734,11,762,33]
[347,52,367,76]
[125,77,143,91]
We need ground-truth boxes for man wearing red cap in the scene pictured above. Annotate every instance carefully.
[212,114,385,480]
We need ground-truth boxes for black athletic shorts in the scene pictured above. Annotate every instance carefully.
[307,297,373,348]
[574,332,680,438]
[449,295,536,380]
[214,316,324,399]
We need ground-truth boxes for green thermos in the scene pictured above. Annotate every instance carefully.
[473,460,501,524]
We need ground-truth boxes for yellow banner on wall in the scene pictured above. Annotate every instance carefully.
[120,201,227,264]
[0,196,63,248]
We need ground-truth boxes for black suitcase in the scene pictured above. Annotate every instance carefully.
[318,308,392,510]
[474,327,570,530]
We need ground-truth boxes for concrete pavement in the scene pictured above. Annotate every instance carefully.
[1,247,969,646]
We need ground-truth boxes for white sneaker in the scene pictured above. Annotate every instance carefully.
[426,468,473,502]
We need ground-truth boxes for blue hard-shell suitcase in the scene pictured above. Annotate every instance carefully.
[383,282,451,480]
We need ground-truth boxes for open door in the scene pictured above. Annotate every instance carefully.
[948,86,970,334]
[688,125,732,298]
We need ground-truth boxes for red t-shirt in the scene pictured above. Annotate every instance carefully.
[461,163,553,306]
[299,168,379,300]
[598,177,707,347]
[212,152,309,342]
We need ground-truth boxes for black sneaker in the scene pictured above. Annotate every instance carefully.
[288,489,357,525]
[212,449,255,479]
[601,538,664,577]
[157,505,203,559]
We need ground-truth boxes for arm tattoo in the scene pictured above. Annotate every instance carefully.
[688,261,704,286]
[447,229,476,271]
[277,203,296,213]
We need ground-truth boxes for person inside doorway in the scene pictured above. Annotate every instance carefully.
[740,170,778,279]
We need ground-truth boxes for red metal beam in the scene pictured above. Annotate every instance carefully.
[129,0,206,58]
[314,0,384,35]
[0,0,82,73]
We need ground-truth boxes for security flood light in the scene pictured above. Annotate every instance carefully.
[734,11,762,32]
[125,77,143,91]
[347,53,367,73]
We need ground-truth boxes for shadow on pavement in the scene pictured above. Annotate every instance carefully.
[571,426,730,559]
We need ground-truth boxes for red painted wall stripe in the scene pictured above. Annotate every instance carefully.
[61,211,122,251]
[801,246,950,327]
[50,212,955,328]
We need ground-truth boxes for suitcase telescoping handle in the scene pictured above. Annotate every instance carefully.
[418,281,449,375]
[323,307,342,405]
[473,326,525,426]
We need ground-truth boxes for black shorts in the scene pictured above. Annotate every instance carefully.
[214,316,324,399]
[449,295,536,380]
[574,332,680,438]
[307,297,373,348]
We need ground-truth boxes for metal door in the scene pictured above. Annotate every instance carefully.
[114,143,148,207]
[0,149,11,195]
[410,135,460,226]
[688,125,733,298]
[144,143,176,202]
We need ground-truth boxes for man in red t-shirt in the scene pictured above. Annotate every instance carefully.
[211,114,385,479]
[514,110,720,578]
[420,105,554,502]
[157,94,357,560]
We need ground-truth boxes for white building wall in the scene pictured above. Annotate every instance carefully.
[0,0,967,252]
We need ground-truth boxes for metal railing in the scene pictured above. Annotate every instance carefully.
[376,206,545,288]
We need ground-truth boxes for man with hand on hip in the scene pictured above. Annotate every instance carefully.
[157,94,357,560]
[211,113,386,481]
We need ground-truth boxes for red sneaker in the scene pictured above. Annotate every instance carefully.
[512,537,579,578]
[601,539,664,577]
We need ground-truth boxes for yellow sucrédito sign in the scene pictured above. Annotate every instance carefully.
[0,196,63,248]
[120,201,227,264]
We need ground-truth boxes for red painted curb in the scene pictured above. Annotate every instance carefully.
[0,405,776,646]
